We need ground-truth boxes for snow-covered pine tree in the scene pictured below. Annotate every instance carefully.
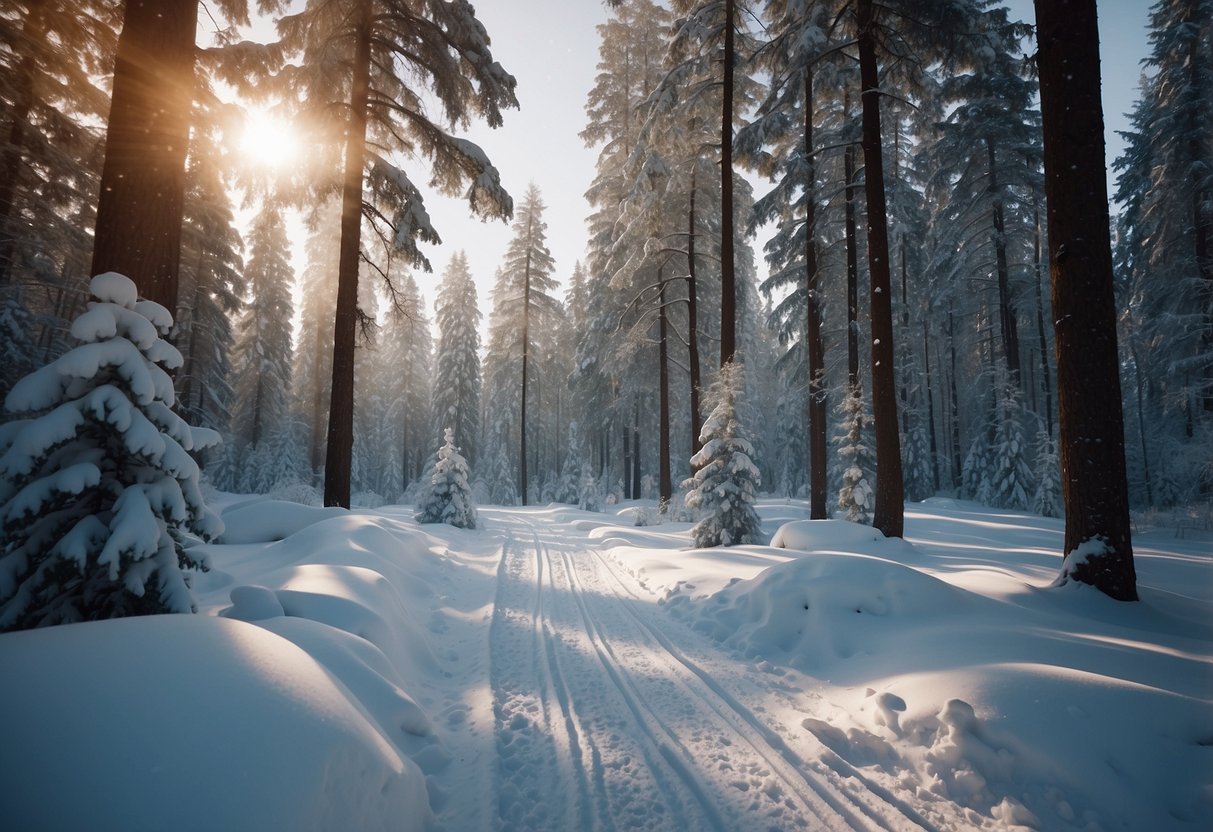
[485,440,517,507]
[835,381,875,524]
[961,424,993,506]
[414,427,478,529]
[549,421,584,505]
[431,251,482,468]
[0,273,221,631]
[229,203,295,449]
[683,361,764,547]
[1032,428,1061,518]
[987,368,1034,510]
[579,462,603,512]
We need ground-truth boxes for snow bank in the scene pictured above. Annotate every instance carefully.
[220,498,348,543]
[0,614,429,832]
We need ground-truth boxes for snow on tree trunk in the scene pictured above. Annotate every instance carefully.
[414,428,478,530]
[683,361,764,547]
[0,272,221,631]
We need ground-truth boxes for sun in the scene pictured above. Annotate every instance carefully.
[240,109,300,169]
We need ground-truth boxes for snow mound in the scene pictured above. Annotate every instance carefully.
[770,518,888,551]
[671,550,974,672]
[221,499,348,543]
[0,614,429,832]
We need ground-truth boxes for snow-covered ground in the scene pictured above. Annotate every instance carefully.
[1,497,1209,831]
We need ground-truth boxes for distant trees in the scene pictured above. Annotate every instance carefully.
[432,252,483,470]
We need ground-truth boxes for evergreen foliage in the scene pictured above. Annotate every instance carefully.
[414,428,478,529]
[431,251,483,468]
[835,382,874,524]
[683,362,764,547]
[0,273,220,631]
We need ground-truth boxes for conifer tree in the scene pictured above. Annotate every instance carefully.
[431,251,483,468]
[0,273,221,631]
[229,203,294,448]
[835,382,875,525]
[414,428,478,529]
[684,362,764,547]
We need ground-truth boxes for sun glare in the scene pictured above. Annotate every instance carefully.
[240,110,299,169]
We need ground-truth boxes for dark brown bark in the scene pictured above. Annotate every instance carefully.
[323,0,373,508]
[632,395,642,499]
[1035,0,1136,600]
[988,137,1021,384]
[856,0,904,538]
[922,317,940,492]
[946,307,963,484]
[688,171,703,455]
[844,127,860,389]
[90,0,196,312]
[659,265,672,506]
[1033,199,1054,439]
[719,0,736,367]
[804,69,827,519]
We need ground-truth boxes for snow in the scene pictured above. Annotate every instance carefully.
[0,495,1209,830]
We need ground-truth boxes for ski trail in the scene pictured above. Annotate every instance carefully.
[485,509,937,831]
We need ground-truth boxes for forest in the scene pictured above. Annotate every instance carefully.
[0,0,1210,624]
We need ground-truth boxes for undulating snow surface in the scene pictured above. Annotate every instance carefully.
[1,497,1209,831]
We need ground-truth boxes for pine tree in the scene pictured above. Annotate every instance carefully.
[987,369,1034,510]
[683,361,764,547]
[0,273,221,631]
[835,382,875,525]
[414,428,478,529]
[491,184,559,505]
[229,203,295,448]
[431,251,482,468]
[1032,428,1061,518]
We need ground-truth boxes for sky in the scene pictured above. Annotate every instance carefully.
[235,1,1155,327]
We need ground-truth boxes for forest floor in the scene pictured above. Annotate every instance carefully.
[1,497,1210,831]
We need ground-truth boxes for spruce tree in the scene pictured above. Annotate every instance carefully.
[431,251,483,468]
[0,273,221,631]
[835,382,875,525]
[683,361,764,547]
[414,428,478,530]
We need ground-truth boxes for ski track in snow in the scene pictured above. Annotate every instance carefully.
[482,509,939,832]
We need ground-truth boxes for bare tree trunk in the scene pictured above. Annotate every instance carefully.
[688,170,703,454]
[856,0,904,538]
[843,116,860,389]
[1035,0,1136,600]
[804,69,827,519]
[988,137,1021,384]
[90,0,195,312]
[323,0,372,508]
[659,265,672,506]
[947,307,962,485]
[719,0,736,367]
[1033,198,1054,438]
[923,317,940,492]
[520,226,533,506]
[632,395,642,499]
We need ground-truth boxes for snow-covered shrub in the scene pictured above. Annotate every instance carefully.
[683,361,764,547]
[835,382,874,524]
[414,428,478,529]
[0,272,221,631]
[578,464,602,512]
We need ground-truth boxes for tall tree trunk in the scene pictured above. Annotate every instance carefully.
[520,227,534,506]
[688,170,703,453]
[1129,341,1153,506]
[856,0,904,538]
[90,0,196,312]
[659,265,672,506]
[1033,198,1054,438]
[632,395,642,499]
[947,307,962,485]
[843,112,860,389]
[804,69,827,519]
[988,137,1021,384]
[1035,0,1136,600]
[719,0,736,367]
[923,317,940,492]
[323,0,372,508]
